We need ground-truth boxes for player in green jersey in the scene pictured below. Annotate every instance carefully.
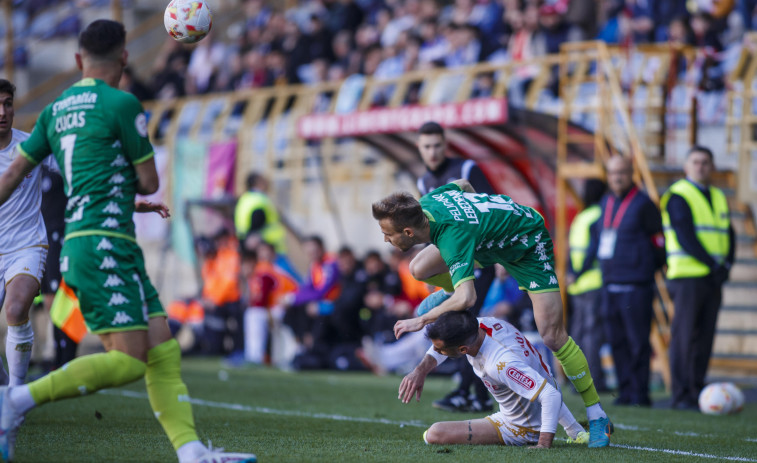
[372,180,613,448]
[0,20,255,463]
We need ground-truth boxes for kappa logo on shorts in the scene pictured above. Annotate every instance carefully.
[529,281,539,289]
[96,238,114,251]
[549,276,557,285]
[100,256,118,269]
[104,275,125,288]
[506,367,536,390]
[101,218,120,229]
[108,293,130,306]
[543,263,552,271]
[111,310,134,325]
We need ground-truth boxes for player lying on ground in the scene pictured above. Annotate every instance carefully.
[372,180,612,447]
[400,311,589,448]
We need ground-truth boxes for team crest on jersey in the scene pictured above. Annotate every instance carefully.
[494,323,502,330]
[506,367,535,389]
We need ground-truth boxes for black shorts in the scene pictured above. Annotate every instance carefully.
[41,229,64,295]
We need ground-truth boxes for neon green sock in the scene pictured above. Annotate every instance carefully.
[28,350,146,405]
[145,339,199,450]
[422,273,454,293]
[553,337,600,407]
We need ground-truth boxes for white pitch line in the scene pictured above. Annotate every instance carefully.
[611,444,757,462]
[101,389,757,461]
[99,389,428,428]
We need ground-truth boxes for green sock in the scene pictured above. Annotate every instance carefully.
[553,337,600,407]
[145,339,199,450]
[422,273,455,293]
[28,350,146,405]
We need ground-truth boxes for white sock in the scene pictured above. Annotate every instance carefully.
[9,385,36,416]
[587,403,607,421]
[176,440,207,463]
[6,321,34,386]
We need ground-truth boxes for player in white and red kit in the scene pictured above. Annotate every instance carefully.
[0,79,58,388]
[399,310,588,448]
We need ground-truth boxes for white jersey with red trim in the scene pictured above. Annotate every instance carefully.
[427,317,558,430]
[0,129,50,254]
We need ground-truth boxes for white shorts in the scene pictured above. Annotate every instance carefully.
[486,412,540,446]
[0,246,47,306]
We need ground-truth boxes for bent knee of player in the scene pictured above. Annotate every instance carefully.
[4,299,33,325]
[425,423,453,444]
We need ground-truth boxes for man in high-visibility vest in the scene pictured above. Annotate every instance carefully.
[234,172,287,255]
[661,146,734,411]
[567,179,607,392]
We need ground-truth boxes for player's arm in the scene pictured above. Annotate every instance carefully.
[0,155,36,205]
[399,352,442,404]
[533,381,561,448]
[420,279,476,324]
[134,156,159,195]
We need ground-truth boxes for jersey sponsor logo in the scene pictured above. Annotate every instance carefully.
[65,207,84,223]
[432,193,464,222]
[108,173,126,185]
[96,238,114,251]
[101,218,120,229]
[529,281,539,289]
[108,186,124,198]
[110,309,133,324]
[449,262,469,275]
[109,294,130,307]
[52,92,98,116]
[549,276,557,285]
[447,190,479,224]
[135,112,148,138]
[111,154,128,167]
[103,201,123,215]
[506,367,536,390]
[99,256,118,270]
[104,274,125,288]
[66,195,91,211]
[54,112,86,133]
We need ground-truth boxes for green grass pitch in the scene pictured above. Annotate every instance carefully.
[17,358,757,462]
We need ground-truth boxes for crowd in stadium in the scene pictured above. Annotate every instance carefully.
[131,0,757,105]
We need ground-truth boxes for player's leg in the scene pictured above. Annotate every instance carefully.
[423,418,502,445]
[409,245,454,292]
[2,274,38,387]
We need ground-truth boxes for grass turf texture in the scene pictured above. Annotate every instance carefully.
[17,358,757,462]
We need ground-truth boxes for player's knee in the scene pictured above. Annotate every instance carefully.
[424,424,448,445]
[4,300,31,325]
[540,326,567,352]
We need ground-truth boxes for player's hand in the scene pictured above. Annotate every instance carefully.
[398,370,425,403]
[532,432,554,449]
[135,200,171,218]
[394,317,425,339]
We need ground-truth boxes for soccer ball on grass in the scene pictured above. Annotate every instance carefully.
[164,0,213,44]
[698,382,744,415]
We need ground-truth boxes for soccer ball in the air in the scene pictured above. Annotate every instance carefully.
[164,0,213,44]
[698,382,744,415]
